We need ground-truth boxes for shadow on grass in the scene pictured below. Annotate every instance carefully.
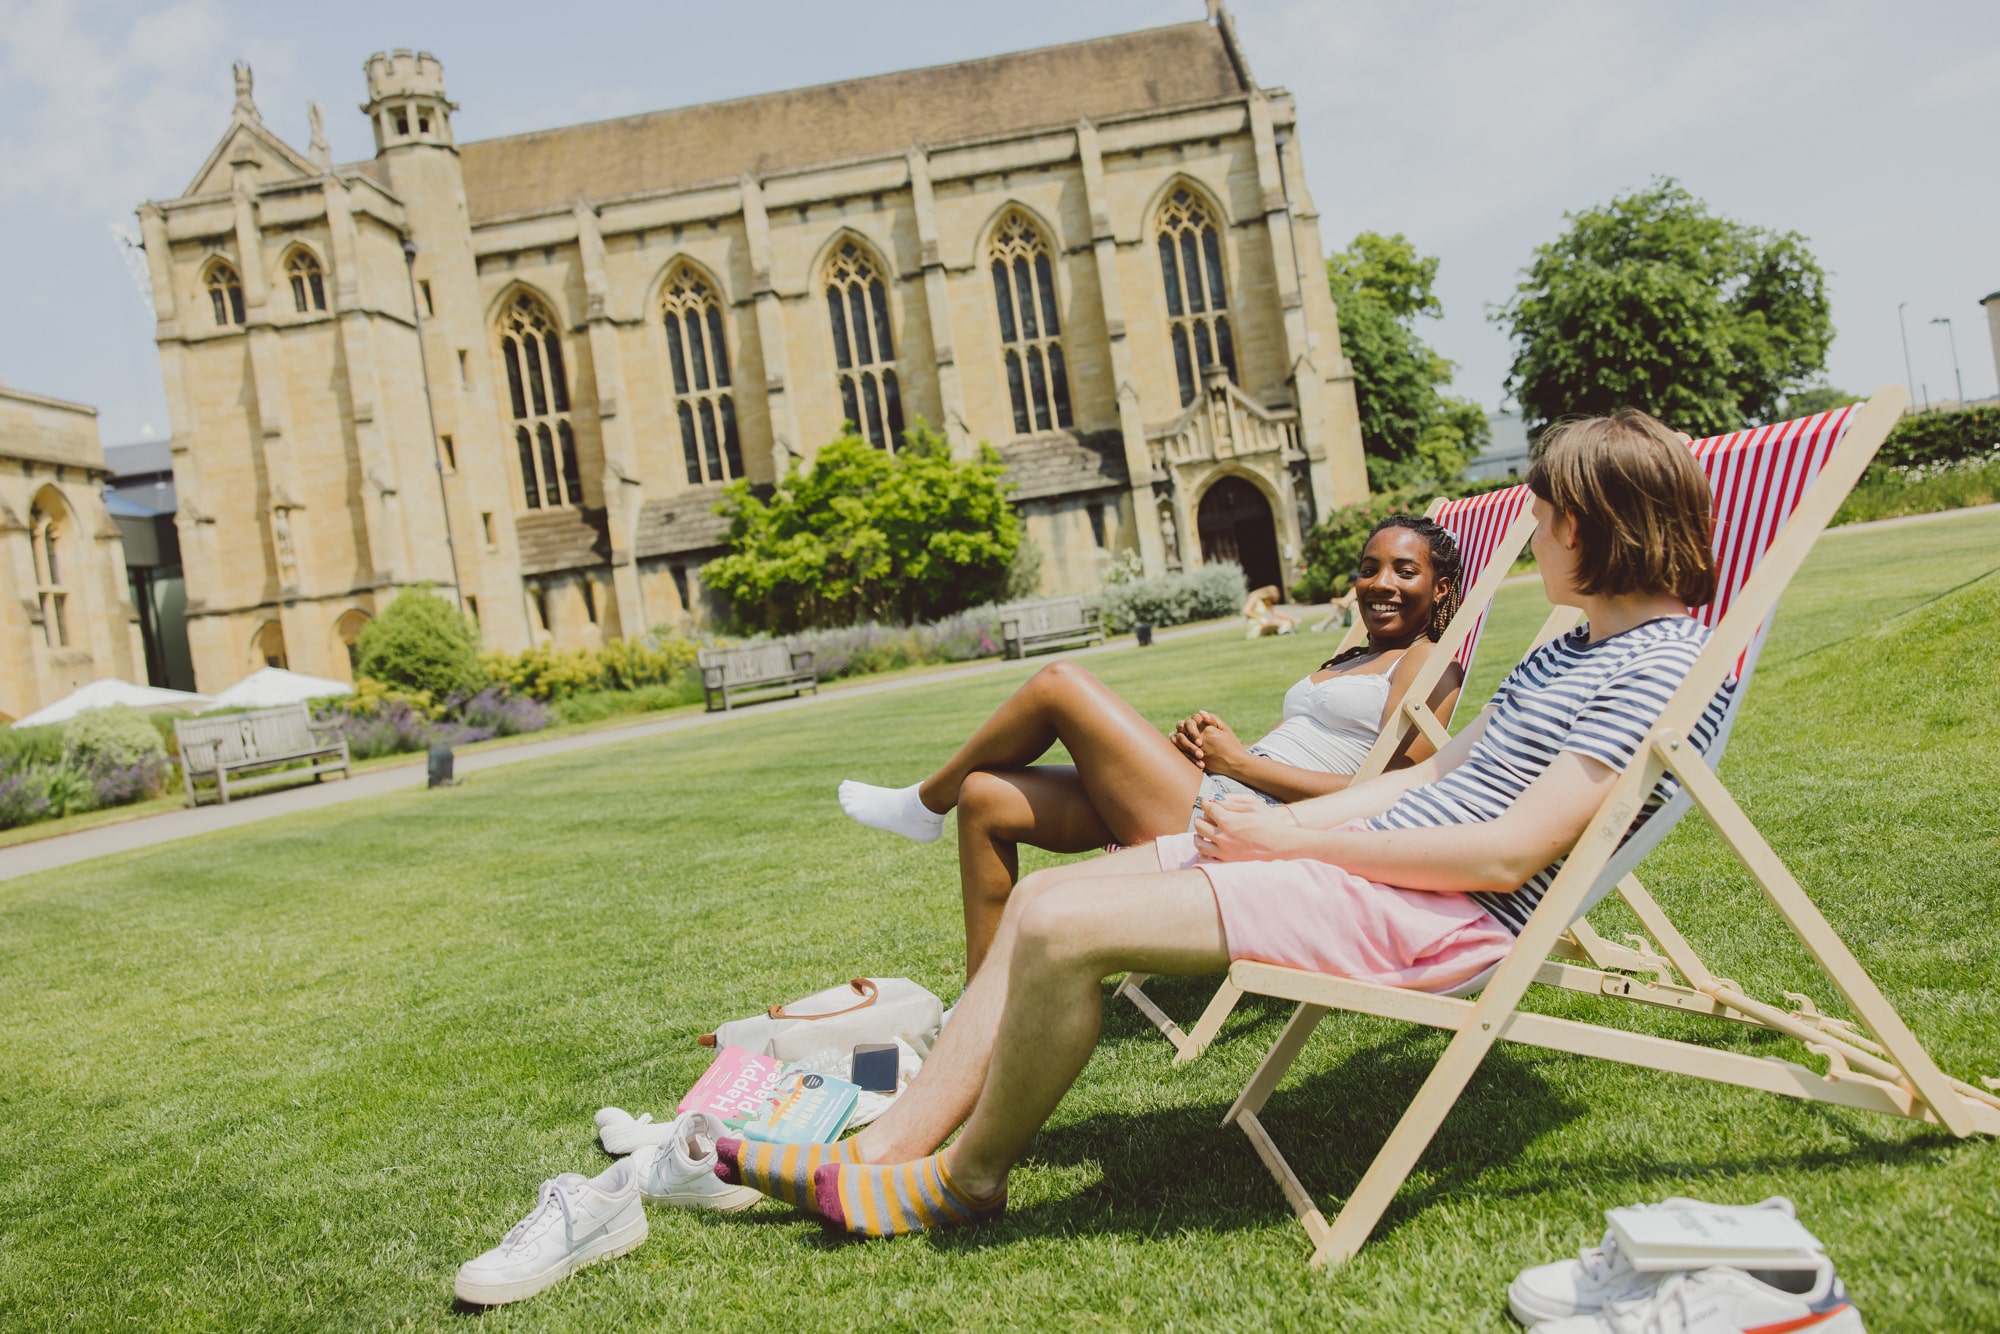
[792,976,1962,1260]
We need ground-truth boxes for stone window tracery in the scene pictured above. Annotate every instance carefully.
[286,249,326,313]
[1155,186,1237,406]
[497,292,582,510]
[206,260,245,327]
[659,263,743,485]
[29,501,67,648]
[989,212,1073,435]
[824,240,904,450]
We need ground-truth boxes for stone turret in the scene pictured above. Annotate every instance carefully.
[362,49,457,152]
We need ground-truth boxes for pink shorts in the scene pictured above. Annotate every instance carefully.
[1156,822,1513,993]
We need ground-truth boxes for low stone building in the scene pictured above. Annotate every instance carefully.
[0,385,147,723]
[136,4,1366,690]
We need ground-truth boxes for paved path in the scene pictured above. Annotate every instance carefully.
[0,618,1237,883]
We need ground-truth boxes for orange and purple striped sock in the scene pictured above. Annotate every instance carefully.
[715,1136,864,1212]
[812,1153,1006,1238]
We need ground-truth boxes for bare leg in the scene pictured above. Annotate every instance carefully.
[939,868,1230,1198]
[853,845,1167,1163]
[916,661,1202,843]
[956,767,1115,980]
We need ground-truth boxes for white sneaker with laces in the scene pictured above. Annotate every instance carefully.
[628,1112,761,1211]
[1530,1256,1863,1333]
[1509,1197,1797,1326]
[453,1160,648,1307]
[595,1105,683,1156]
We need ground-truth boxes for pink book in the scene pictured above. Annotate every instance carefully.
[678,1046,785,1122]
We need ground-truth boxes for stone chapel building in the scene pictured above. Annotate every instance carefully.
[138,4,1367,689]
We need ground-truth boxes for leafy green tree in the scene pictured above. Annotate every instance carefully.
[1328,232,1489,491]
[700,419,1022,631]
[355,586,486,700]
[1496,179,1833,438]
[1785,386,1861,418]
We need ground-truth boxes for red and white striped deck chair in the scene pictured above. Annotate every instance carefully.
[1119,482,1580,1060]
[1219,387,2000,1270]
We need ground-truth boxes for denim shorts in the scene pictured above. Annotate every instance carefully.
[1190,770,1283,832]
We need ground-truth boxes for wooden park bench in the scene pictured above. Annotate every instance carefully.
[698,641,818,712]
[174,703,352,807]
[1001,596,1105,659]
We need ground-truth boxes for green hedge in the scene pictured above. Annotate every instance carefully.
[1879,405,2000,471]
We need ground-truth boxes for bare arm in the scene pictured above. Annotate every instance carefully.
[1194,744,1620,895]
[1185,712,1359,802]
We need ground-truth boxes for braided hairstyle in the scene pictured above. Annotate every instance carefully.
[1321,513,1464,668]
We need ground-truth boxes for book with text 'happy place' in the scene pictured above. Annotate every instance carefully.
[737,1069,860,1145]
[1606,1205,1825,1272]
[677,1045,785,1123]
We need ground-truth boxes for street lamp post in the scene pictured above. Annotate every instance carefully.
[1930,317,1964,407]
[403,239,466,614]
[1897,302,1917,410]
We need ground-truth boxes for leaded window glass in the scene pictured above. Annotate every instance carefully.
[660,263,743,485]
[497,292,582,510]
[206,261,245,327]
[1155,187,1237,406]
[29,502,67,648]
[824,240,904,450]
[989,211,1072,435]
[286,249,326,313]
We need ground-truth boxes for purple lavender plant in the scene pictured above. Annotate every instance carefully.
[0,771,50,830]
[453,686,551,737]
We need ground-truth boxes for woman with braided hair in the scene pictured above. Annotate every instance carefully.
[840,514,1464,979]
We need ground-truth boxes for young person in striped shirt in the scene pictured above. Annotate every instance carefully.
[719,409,1736,1237]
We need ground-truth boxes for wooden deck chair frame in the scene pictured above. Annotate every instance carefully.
[1214,386,2000,1270]
[1119,488,1581,1060]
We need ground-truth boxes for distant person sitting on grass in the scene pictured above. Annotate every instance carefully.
[718,408,1738,1237]
[1243,584,1298,637]
[838,515,1466,979]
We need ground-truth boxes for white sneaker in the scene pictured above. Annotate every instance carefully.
[1509,1197,1797,1325]
[453,1160,648,1307]
[595,1105,683,1156]
[1531,1257,1862,1333]
[628,1112,761,1211]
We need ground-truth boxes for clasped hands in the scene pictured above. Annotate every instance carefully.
[1171,709,1252,777]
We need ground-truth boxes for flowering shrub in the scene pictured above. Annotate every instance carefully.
[455,686,552,737]
[481,636,696,702]
[0,771,49,829]
[1089,563,1245,634]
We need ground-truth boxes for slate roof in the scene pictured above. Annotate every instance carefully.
[456,22,1244,222]
[997,430,1130,503]
[515,506,611,575]
[635,487,733,560]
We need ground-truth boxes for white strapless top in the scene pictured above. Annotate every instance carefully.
[1247,671,1392,775]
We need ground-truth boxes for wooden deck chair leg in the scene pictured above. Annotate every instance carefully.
[1224,1002,1330,1125]
[1172,980,1246,1066]
[1115,973,1191,1053]
[1658,736,1977,1136]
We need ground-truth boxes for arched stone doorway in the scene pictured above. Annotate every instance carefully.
[251,620,289,671]
[1196,475,1281,592]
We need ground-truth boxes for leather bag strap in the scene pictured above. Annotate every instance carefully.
[768,978,877,1021]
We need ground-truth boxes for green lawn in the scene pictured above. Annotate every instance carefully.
[3,509,1998,1332]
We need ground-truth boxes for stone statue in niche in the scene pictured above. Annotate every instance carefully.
[272,507,299,587]
[1158,506,1181,568]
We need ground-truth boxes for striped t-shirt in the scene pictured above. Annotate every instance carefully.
[1367,616,1736,934]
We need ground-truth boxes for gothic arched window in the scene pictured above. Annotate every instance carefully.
[206,261,245,327]
[659,263,744,485]
[497,292,583,510]
[29,501,67,648]
[1155,186,1237,406]
[286,249,326,313]
[990,212,1073,435]
[824,239,904,450]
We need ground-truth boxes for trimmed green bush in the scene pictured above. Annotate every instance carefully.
[1879,404,2000,471]
[0,724,66,772]
[1091,562,1245,633]
[355,587,486,700]
[63,706,167,771]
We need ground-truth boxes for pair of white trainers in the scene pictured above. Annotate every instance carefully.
[452,1109,759,1307]
[1510,1197,1864,1332]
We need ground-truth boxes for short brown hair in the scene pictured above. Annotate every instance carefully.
[1527,409,1717,606]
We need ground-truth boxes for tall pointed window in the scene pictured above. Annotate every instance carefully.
[29,501,68,648]
[497,292,583,510]
[990,212,1073,435]
[824,240,904,450]
[286,249,326,313]
[660,263,744,485]
[206,261,245,327]
[1156,186,1236,406]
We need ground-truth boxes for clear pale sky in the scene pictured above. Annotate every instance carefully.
[3,0,1994,446]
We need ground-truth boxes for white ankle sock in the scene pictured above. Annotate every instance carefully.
[838,780,946,843]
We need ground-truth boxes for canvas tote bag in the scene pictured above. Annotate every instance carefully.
[698,977,943,1061]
